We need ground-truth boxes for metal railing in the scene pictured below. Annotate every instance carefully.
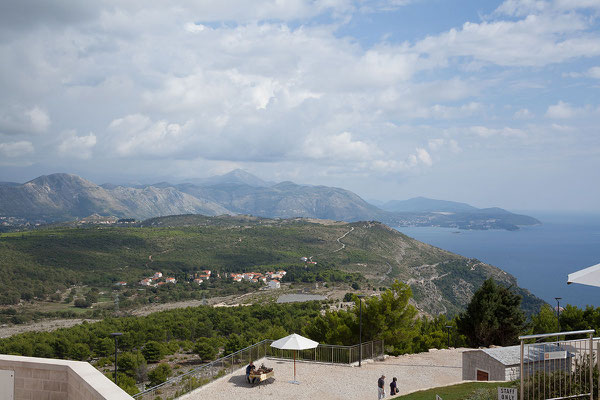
[519,330,596,400]
[133,339,384,400]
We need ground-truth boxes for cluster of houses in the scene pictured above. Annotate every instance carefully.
[135,269,286,289]
[228,270,286,289]
[192,270,214,284]
[139,271,177,287]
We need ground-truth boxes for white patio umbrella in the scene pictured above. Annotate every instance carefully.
[568,263,600,288]
[270,333,319,384]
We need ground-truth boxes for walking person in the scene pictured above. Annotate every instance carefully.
[378,375,386,399]
[390,377,399,396]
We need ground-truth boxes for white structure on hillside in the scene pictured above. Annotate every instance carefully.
[268,280,281,289]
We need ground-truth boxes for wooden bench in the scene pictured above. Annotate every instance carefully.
[249,370,274,384]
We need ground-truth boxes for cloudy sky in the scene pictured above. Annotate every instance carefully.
[0,0,599,212]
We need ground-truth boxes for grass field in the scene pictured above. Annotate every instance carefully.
[397,382,516,400]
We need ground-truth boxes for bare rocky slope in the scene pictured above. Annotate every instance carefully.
[0,173,230,221]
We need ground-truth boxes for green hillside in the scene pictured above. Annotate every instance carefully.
[0,214,544,316]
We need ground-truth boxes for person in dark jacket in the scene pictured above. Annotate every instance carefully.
[378,375,386,399]
[390,377,399,396]
[246,361,256,383]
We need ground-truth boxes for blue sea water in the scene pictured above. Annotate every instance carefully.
[394,212,600,308]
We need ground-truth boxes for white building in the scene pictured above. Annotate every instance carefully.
[268,280,281,289]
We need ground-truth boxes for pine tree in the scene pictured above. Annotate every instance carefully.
[457,278,525,347]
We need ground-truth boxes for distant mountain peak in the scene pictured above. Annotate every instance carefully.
[187,169,270,187]
[27,173,97,188]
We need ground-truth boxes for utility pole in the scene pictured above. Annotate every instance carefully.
[357,295,365,367]
[110,332,123,385]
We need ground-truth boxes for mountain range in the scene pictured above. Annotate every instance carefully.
[0,171,540,230]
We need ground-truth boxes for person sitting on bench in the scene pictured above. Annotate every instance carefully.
[246,361,256,383]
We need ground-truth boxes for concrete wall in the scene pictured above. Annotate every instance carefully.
[462,350,507,381]
[0,354,132,400]
[505,365,520,381]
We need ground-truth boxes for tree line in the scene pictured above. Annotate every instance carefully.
[1,278,598,394]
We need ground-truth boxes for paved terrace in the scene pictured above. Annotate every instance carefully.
[180,348,467,400]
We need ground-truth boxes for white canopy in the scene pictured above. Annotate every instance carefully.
[270,333,318,350]
[568,263,600,288]
[270,334,319,384]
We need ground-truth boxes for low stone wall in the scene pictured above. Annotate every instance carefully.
[0,354,132,400]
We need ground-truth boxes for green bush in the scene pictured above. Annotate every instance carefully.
[142,341,164,363]
[148,363,172,387]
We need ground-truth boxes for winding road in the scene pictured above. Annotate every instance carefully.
[332,226,354,252]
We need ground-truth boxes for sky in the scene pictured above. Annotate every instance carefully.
[0,0,599,212]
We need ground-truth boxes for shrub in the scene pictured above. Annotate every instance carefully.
[148,363,172,387]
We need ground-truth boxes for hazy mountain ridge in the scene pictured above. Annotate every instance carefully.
[0,173,230,222]
[0,171,539,230]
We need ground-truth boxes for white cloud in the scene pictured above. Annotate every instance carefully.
[428,138,445,151]
[0,141,34,158]
[470,126,527,137]
[303,132,380,162]
[107,114,191,158]
[0,106,50,135]
[415,12,600,67]
[58,131,97,159]
[496,0,600,16]
[514,108,534,119]
[588,66,600,79]
[544,101,593,119]
[416,147,432,166]
[546,101,575,118]
[428,138,462,153]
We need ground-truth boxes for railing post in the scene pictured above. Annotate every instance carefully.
[520,338,524,400]
[590,333,594,400]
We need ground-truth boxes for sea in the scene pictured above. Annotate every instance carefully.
[394,212,600,309]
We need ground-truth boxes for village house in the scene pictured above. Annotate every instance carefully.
[268,280,281,289]
[140,278,152,286]
[165,277,176,284]
[153,272,163,279]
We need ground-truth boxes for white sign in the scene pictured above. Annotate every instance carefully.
[544,351,567,360]
[0,370,14,400]
[498,387,517,400]
[436,395,443,400]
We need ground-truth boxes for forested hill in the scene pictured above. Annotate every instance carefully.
[0,214,544,315]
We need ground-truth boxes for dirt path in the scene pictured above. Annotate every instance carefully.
[0,318,96,338]
[332,226,354,253]
[379,262,393,282]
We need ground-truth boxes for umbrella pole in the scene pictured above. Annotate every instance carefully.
[294,350,297,383]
